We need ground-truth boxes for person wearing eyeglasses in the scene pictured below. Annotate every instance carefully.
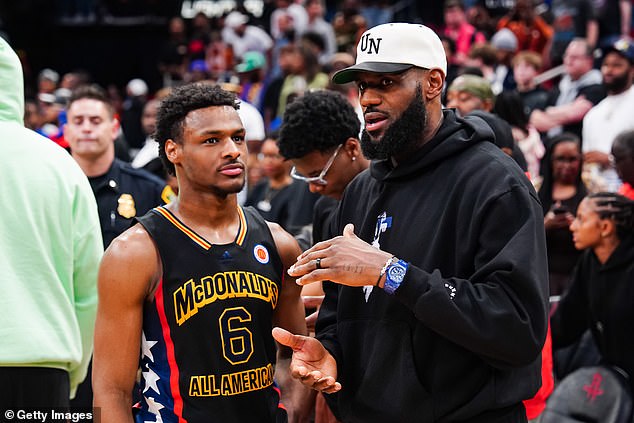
[277,90,369,280]
[277,89,368,423]
[278,90,369,245]
[245,132,319,240]
[272,23,549,423]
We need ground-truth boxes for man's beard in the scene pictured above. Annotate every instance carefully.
[360,85,427,160]
[604,71,631,94]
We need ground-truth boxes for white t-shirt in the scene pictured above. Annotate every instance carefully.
[237,100,265,142]
[582,85,634,191]
[583,85,634,153]
[131,136,159,169]
[221,26,273,58]
[270,4,308,40]
[236,100,265,206]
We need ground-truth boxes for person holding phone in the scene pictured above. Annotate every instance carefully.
[538,132,588,296]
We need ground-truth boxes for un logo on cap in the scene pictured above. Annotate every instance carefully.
[360,33,382,55]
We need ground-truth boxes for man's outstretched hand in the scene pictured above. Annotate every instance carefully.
[272,327,341,394]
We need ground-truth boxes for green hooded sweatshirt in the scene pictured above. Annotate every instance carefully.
[0,36,103,397]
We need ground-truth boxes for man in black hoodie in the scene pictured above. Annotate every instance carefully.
[274,22,549,422]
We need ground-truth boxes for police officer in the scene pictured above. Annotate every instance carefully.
[65,84,174,248]
[64,84,173,405]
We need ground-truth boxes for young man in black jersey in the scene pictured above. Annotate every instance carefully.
[93,83,308,422]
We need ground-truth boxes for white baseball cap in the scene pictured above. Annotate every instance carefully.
[332,22,447,84]
[127,78,148,97]
[225,11,248,29]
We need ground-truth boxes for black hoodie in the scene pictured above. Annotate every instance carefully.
[551,234,634,392]
[316,110,549,422]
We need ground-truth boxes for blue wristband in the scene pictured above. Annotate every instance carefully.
[383,259,408,295]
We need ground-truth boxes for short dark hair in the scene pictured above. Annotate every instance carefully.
[67,84,114,117]
[277,90,360,159]
[301,31,326,52]
[155,83,240,175]
[493,90,529,131]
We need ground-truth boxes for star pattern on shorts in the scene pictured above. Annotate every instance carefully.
[142,331,158,362]
[144,395,164,423]
[143,365,161,395]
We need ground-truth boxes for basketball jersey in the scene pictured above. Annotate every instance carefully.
[135,205,286,423]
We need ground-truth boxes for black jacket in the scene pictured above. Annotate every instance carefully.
[89,158,169,248]
[316,110,549,422]
[551,235,634,392]
[245,178,318,237]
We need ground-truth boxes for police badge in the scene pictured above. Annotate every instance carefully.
[117,193,137,218]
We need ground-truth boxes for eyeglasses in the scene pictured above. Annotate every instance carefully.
[290,144,342,186]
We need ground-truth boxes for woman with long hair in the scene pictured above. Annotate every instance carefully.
[538,133,587,296]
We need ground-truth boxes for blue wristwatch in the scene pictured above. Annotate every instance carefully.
[383,259,408,295]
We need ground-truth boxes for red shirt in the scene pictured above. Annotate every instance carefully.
[444,22,486,63]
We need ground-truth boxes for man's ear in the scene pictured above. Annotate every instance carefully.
[426,69,445,101]
[344,137,361,159]
[111,118,121,140]
[165,139,179,166]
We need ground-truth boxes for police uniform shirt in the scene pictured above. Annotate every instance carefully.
[88,158,173,248]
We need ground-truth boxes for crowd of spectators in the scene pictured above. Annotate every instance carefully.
[17,0,634,297]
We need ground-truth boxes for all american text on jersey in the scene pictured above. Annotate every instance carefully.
[189,363,274,397]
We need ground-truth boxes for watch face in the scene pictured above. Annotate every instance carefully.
[388,264,406,282]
